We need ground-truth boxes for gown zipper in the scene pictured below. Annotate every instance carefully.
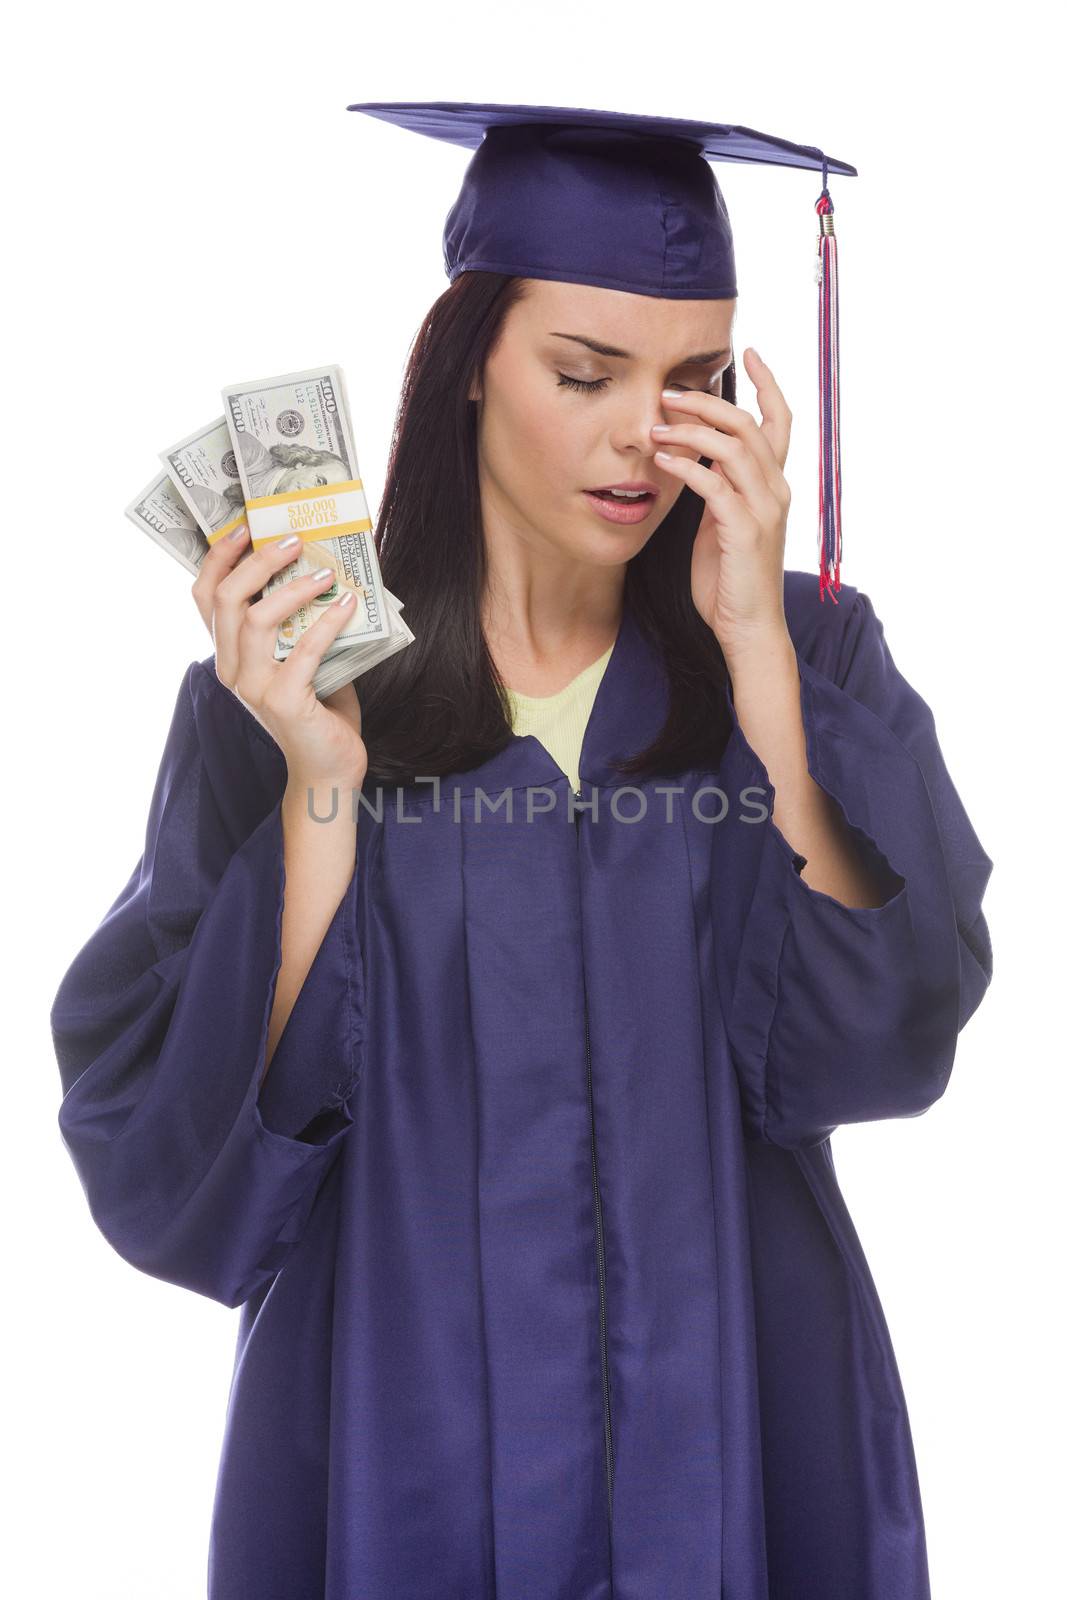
[576,800,615,1524]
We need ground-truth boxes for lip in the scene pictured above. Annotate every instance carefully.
[585,473,659,524]
[587,480,659,496]
[585,489,659,528]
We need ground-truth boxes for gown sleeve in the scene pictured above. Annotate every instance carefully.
[711,586,993,1151]
[49,659,365,1308]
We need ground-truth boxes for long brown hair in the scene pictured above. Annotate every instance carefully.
[357,270,736,788]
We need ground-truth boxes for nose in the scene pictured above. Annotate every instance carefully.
[610,392,672,458]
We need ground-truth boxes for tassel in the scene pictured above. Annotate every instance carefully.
[815,160,842,603]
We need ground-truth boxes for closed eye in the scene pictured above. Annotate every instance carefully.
[556,373,714,396]
[557,372,610,394]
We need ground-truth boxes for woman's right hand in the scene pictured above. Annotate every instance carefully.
[190,525,369,788]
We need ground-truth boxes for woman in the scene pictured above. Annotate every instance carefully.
[51,138,994,1598]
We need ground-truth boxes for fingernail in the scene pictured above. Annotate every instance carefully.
[336,589,355,607]
[226,523,248,541]
[655,448,674,460]
[662,388,685,399]
[311,566,333,580]
[278,534,301,549]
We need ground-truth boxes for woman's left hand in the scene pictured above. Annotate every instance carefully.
[651,348,793,665]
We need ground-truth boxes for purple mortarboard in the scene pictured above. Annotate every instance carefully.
[346,100,856,601]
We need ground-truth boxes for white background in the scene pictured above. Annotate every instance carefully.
[6,1,1059,1593]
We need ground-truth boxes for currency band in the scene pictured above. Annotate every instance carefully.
[206,512,248,546]
[246,479,372,547]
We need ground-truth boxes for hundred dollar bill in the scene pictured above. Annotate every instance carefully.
[155,403,413,693]
[124,468,210,575]
[160,408,402,663]
[129,450,413,695]
[158,415,248,555]
[220,364,392,664]
[125,464,412,697]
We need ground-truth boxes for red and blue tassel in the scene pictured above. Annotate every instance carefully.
[815,160,842,603]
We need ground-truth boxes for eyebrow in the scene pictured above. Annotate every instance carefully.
[548,331,733,365]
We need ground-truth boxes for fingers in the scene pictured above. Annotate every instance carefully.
[654,422,785,525]
[275,583,363,701]
[212,534,316,685]
[195,529,363,719]
[234,565,362,715]
[654,450,763,541]
[190,521,253,641]
[741,349,793,469]
[659,379,792,504]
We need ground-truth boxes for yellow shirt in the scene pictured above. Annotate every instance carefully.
[505,641,616,797]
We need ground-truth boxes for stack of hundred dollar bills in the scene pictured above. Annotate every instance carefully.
[125,363,413,700]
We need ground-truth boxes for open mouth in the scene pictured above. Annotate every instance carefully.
[587,488,655,503]
[582,485,659,524]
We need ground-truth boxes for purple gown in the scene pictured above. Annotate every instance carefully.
[50,570,993,1598]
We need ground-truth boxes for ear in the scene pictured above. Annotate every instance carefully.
[467,378,482,405]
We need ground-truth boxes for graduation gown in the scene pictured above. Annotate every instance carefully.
[50,570,994,1599]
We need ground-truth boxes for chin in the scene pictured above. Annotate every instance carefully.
[529,494,660,566]
[568,525,652,567]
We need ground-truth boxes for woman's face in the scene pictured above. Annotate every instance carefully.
[471,277,736,567]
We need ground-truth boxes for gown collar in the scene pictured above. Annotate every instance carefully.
[438,592,671,800]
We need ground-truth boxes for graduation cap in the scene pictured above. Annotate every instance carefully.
[346,99,856,601]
